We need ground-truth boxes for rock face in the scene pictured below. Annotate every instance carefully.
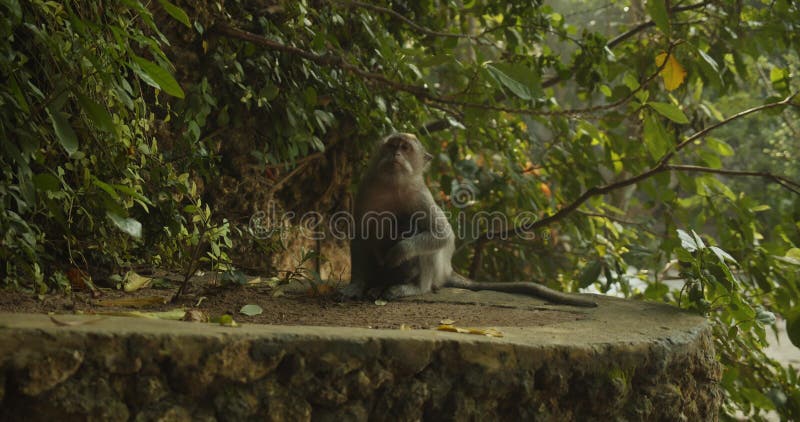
[0,292,721,421]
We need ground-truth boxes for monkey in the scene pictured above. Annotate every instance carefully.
[339,132,597,308]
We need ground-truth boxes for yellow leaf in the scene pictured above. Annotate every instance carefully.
[123,270,152,292]
[655,52,687,91]
[436,324,504,337]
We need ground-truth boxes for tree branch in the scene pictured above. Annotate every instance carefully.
[658,92,799,165]
[486,92,799,239]
[605,2,710,49]
[334,1,477,41]
[213,23,664,123]
[665,164,800,195]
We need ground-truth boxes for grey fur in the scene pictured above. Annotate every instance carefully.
[341,133,597,308]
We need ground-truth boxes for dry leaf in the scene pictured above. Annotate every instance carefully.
[49,315,107,326]
[183,309,210,322]
[436,324,504,338]
[97,309,186,320]
[655,52,687,91]
[399,324,413,331]
[374,299,388,306]
[440,318,455,325]
[123,270,152,292]
[437,324,463,333]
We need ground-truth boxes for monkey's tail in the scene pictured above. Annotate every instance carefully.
[445,273,598,308]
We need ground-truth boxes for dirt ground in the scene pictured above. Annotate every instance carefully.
[0,272,583,330]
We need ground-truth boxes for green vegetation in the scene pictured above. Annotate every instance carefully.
[1,0,798,418]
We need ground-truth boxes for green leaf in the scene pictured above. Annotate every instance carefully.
[646,0,670,34]
[131,55,185,98]
[649,102,689,124]
[643,113,671,159]
[787,309,800,348]
[1,0,21,21]
[33,173,61,191]
[755,308,776,325]
[691,230,706,250]
[46,107,79,155]
[696,49,719,73]
[578,260,603,288]
[644,282,669,299]
[705,137,734,157]
[239,304,263,316]
[77,94,115,133]
[710,246,737,264]
[93,178,120,201]
[740,388,777,411]
[485,63,540,101]
[107,211,142,239]
[677,229,697,252]
[156,0,191,27]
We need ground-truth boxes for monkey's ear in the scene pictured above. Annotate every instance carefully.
[424,152,433,162]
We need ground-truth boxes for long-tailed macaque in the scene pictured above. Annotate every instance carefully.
[340,133,597,307]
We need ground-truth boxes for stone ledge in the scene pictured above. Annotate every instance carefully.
[0,293,721,421]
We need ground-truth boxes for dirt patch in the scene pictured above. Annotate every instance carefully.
[0,274,584,329]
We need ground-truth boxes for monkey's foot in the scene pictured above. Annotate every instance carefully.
[337,282,365,301]
[382,283,424,300]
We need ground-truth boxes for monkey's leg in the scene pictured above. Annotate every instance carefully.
[339,238,369,300]
[384,230,453,268]
[382,282,427,300]
[382,255,437,300]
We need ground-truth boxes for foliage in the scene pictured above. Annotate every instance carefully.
[0,1,232,290]
[2,0,800,418]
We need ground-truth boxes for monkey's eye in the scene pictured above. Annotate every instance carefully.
[400,143,410,151]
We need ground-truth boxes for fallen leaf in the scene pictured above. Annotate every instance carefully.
[97,309,186,320]
[399,324,413,331]
[246,276,263,285]
[239,304,263,316]
[123,270,152,292]
[437,324,463,333]
[440,318,455,325]
[655,52,687,91]
[216,314,239,327]
[49,315,107,326]
[183,309,210,322]
[436,324,504,337]
[374,299,388,306]
[95,296,166,308]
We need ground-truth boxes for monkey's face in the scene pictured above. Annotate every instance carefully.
[378,133,432,177]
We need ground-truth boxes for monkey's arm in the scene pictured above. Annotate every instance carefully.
[446,273,598,307]
[384,213,453,267]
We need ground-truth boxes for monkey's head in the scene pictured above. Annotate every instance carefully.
[375,133,433,179]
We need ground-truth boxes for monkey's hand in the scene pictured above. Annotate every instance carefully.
[384,240,414,268]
